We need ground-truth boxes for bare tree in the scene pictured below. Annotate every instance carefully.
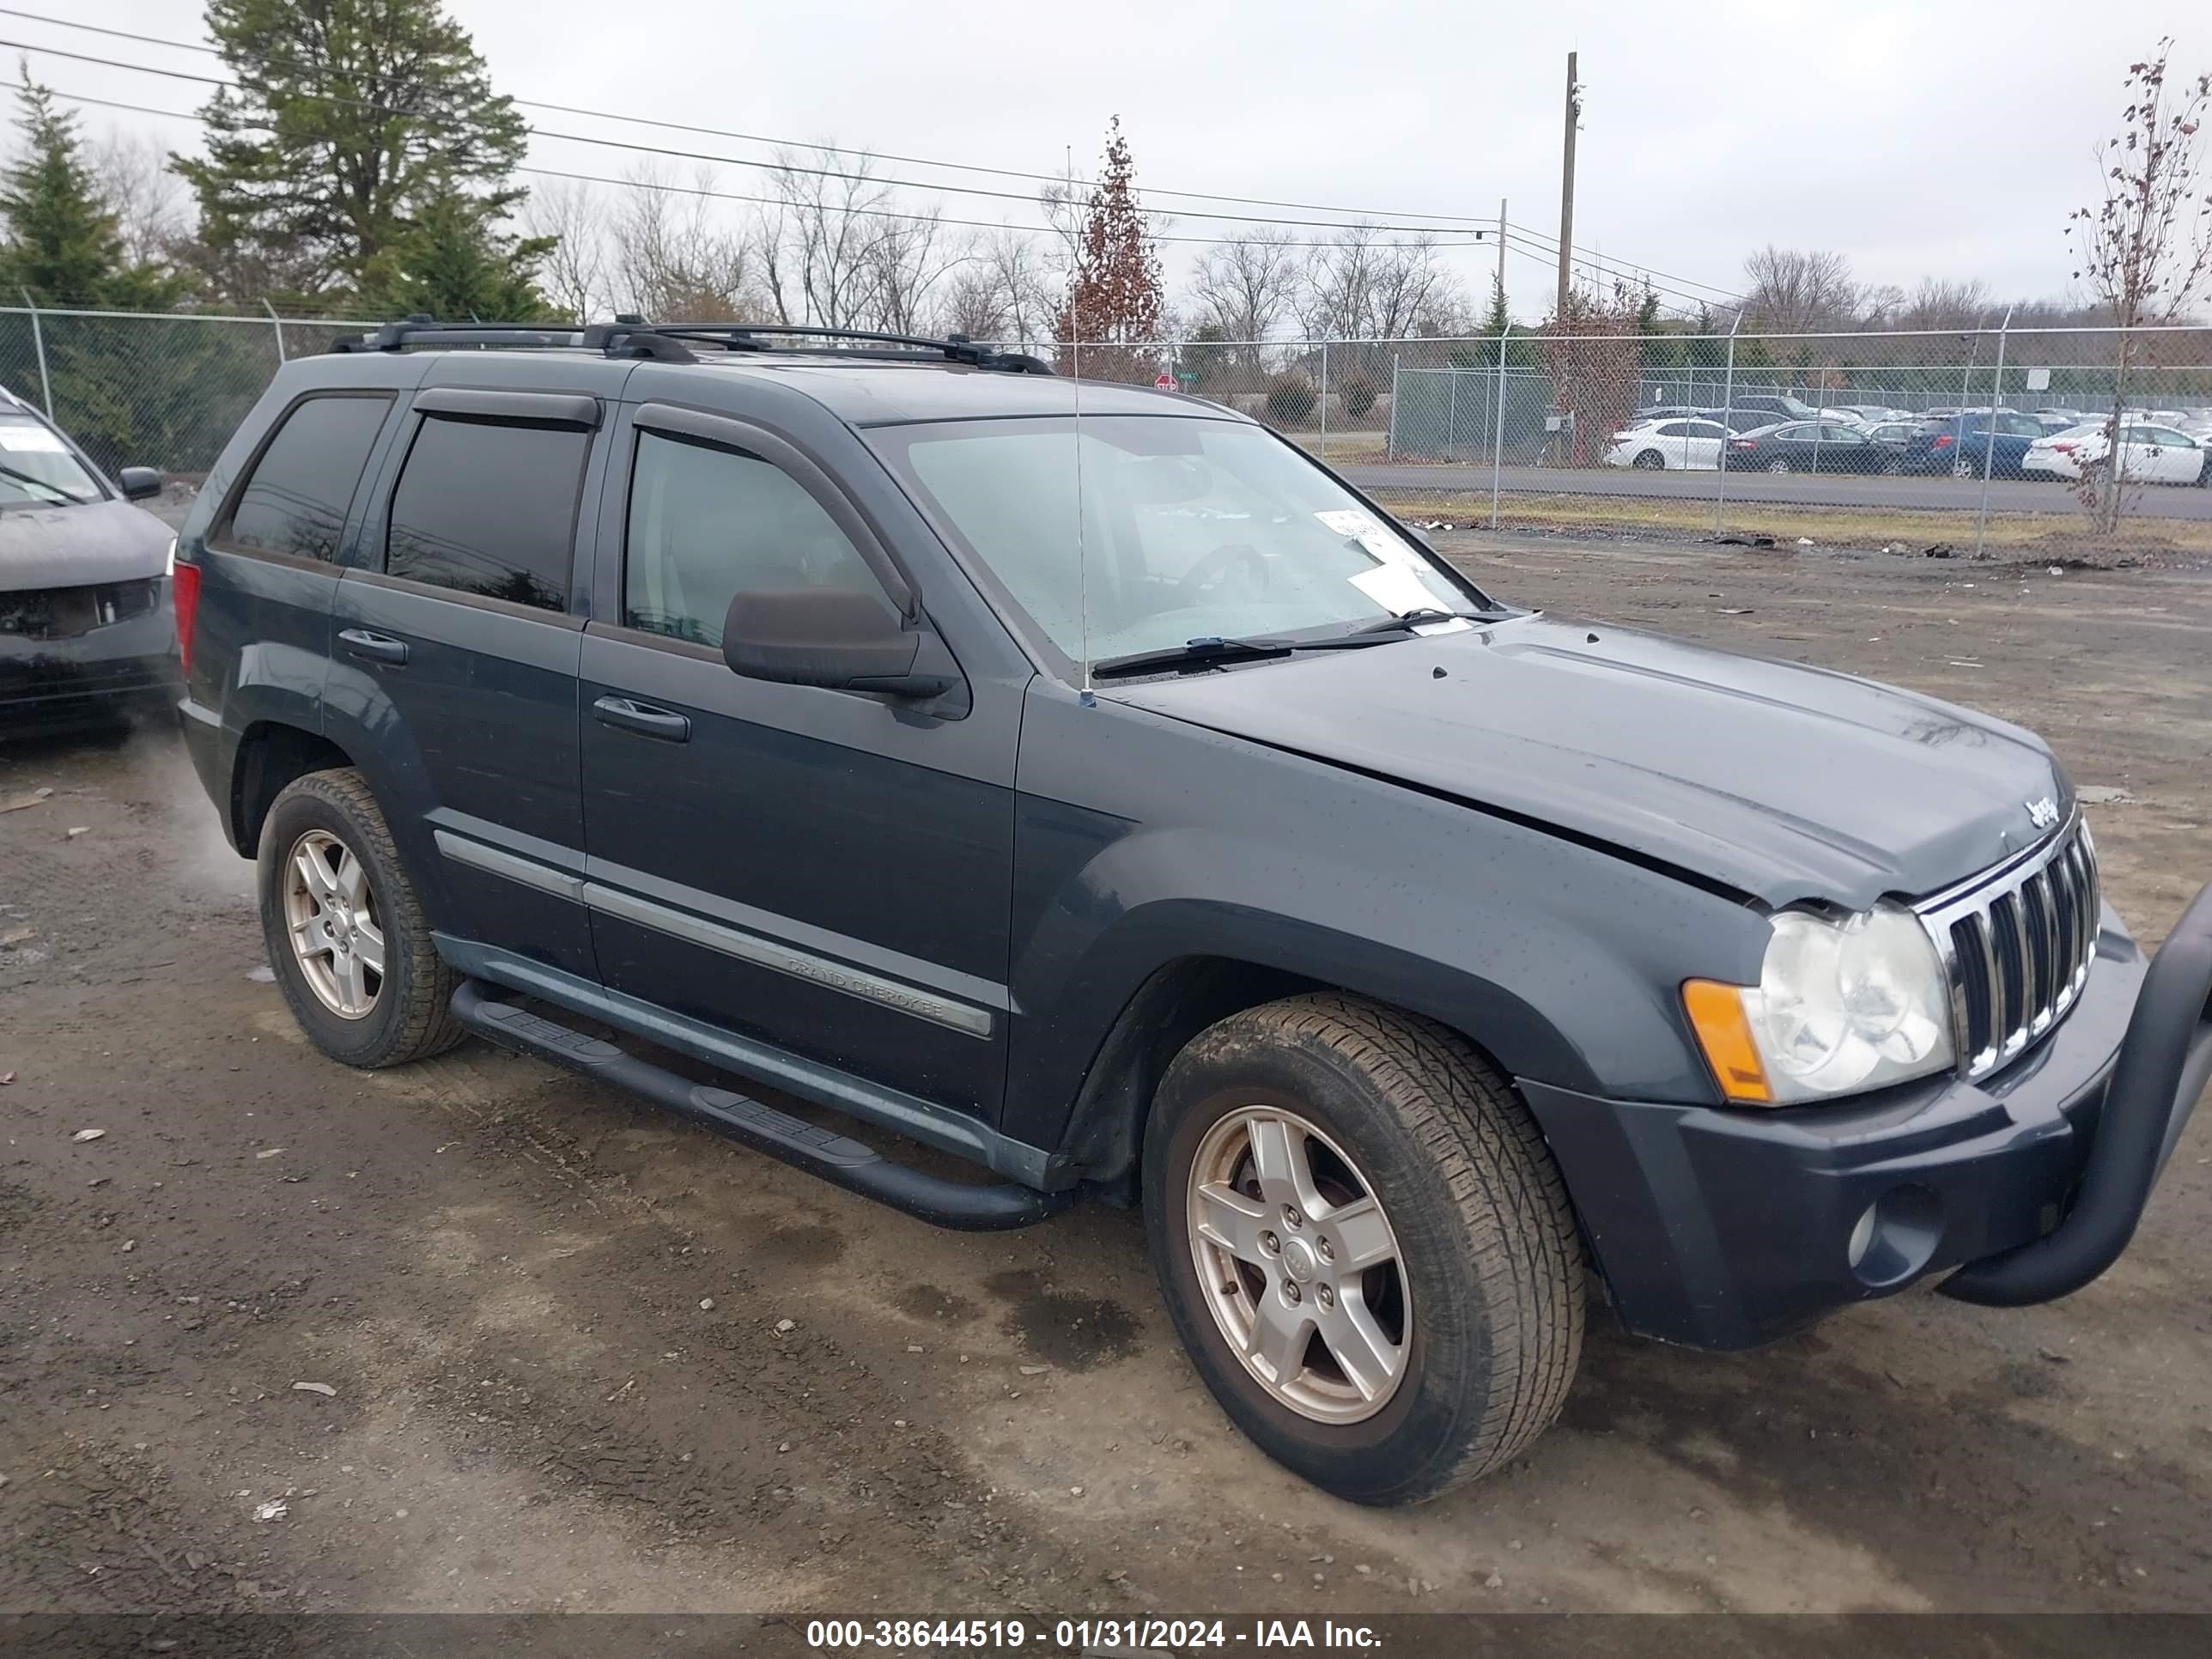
[1740,246,1860,334]
[611,167,764,321]
[1294,226,1468,379]
[2068,38,2212,531]
[1187,228,1298,367]
[1894,276,1994,331]
[760,145,964,333]
[88,128,186,269]
[937,228,1054,343]
[523,177,610,321]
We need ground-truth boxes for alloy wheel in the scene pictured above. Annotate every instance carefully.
[281,828,385,1019]
[1186,1105,1411,1423]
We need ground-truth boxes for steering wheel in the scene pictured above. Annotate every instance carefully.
[1175,542,1270,599]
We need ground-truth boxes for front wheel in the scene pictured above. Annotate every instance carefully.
[1142,994,1583,1505]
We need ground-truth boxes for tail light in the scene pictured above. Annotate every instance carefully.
[1931,434,1954,449]
[172,558,201,678]
[2052,441,2076,453]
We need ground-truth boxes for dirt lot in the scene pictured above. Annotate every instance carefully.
[2,533,2209,1630]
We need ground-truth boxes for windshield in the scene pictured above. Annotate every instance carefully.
[0,415,101,505]
[872,416,1481,672]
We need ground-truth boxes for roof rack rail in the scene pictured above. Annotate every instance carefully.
[329,316,1053,374]
[643,323,1051,374]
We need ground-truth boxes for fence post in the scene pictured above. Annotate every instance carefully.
[1973,304,2014,559]
[19,289,52,417]
[1387,354,1399,460]
[263,298,287,363]
[1715,311,1743,537]
[1318,340,1329,453]
[1490,323,1511,531]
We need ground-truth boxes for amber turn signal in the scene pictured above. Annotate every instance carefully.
[1682,979,1774,1104]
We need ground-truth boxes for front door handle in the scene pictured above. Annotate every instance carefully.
[592,695,690,743]
[337,628,409,665]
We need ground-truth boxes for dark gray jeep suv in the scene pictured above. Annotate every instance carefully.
[174,319,2212,1506]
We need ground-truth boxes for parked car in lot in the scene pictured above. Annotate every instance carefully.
[1723,421,1891,473]
[2022,422,2212,485]
[1605,416,1729,470]
[0,388,178,736]
[1632,405,1781,434]
[1899,410,2047,478]
[1820,404,1912,426]
[173,319,2212,1507]
[1863,420,1921,471]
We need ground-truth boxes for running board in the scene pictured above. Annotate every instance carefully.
[448,981,1073,1231]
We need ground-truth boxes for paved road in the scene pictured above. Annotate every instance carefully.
[1341,461,2212,520]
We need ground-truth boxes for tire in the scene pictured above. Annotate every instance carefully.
[1141,993,1583,1506]
[1632,449,1664,470]
[1765,459,1790,473]
[257,767,464,1069]
[1951,456,1976,480]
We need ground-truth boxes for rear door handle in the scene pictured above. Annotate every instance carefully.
[337,628,409,665]
[592,695,690,743]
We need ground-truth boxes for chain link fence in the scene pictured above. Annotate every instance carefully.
[1000,323,2212,564]
[0,302,374,482]
[13,303,2211,565]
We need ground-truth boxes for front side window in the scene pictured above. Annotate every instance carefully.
[0,413,103,507]
[623,428,892,647]
[874,416,1480,671]
[386,416,588,611]
[218,394,390,558]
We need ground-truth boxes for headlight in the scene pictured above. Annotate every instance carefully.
[1685,903,1955,1105]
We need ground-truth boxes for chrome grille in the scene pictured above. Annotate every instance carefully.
[1917,817,2099,1080]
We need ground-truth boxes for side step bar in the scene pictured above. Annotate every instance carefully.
[448,981,1074,1231]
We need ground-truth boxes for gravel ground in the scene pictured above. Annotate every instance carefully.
[1,533,2208,1629]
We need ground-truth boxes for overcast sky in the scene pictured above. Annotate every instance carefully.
[31,0,2212,320]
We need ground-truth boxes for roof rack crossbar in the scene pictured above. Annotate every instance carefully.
[329,316,1052,374]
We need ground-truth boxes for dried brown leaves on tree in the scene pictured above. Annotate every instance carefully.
[2067,39,2212,531]
[1540,278,1648,466]
[1054,117,1164,382]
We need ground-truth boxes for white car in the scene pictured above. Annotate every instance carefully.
[2021,421,2212,485]
[1605,416,1728,471]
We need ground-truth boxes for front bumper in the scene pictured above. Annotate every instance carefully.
[0,602,180,734]
[1521,896,2212,1350]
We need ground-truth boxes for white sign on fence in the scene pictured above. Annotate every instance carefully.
[2026,368,2052,391]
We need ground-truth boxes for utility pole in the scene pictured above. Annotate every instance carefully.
[1556,51,1580,319]
[1497,197,1508,307]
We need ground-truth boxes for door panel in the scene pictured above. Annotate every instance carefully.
[575,408,1021,1121]
[579,629,1017,1117]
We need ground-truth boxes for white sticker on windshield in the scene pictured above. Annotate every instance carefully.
[1350,563,1445,617]
[0,425,66,453]
[1318,506,1421,566]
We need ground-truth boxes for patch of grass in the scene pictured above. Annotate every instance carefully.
[1362,488,2212,559]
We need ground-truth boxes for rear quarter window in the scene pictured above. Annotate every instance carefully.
[384,415,590,611]
[215,393,392,561]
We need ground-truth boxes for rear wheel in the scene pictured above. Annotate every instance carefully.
[1632,449,1665,470]
[1951,456,1978,480]
[1765,458,1790,473]
[1142,994,1583,1505]
[258,769,464,1069]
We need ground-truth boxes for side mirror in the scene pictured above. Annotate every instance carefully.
[723,589,960,700]
[118,466,162,501]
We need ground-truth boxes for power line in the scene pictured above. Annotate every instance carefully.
[41,85,1483,253]
[0,14,1494,232]
[15,3,1749,298]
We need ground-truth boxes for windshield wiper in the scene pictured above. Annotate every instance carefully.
[1346,605,1519,635]
[0,462,90,506]
[1090,636,1299,679]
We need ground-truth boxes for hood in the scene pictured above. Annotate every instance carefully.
[0,499,174,590]
[1109,616,2065,910]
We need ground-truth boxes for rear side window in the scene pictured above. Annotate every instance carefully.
[219,393,391,561]
[623,428,892,648]
[386,416,589,611]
